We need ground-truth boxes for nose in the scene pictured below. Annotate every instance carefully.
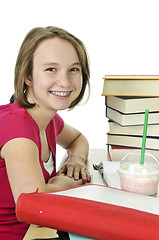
[57,70,71,88]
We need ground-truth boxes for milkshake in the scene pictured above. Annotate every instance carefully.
[118,151,159,196]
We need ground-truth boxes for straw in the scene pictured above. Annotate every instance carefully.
[140,109,149,165]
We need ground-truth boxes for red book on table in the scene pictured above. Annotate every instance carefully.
[16,184,159,240]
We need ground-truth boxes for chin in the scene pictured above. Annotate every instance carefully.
[53,104,70,111]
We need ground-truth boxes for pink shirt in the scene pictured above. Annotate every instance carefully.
[0,103,64,239]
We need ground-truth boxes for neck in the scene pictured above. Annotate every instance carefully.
[25,91,57,131]
[27,106,57,132]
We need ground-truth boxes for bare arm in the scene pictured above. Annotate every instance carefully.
[1,138,84,203]
[56,123,91,182]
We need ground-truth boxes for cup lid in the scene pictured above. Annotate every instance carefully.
[119,150,159,176]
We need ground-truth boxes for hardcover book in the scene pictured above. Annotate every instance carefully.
[107,144,159,162]
[106,107,159,126]
[106,96,159,114]
[102,75,159,96]
[108,120,159,137]
[16,184,159,240]
[107,133,159,151]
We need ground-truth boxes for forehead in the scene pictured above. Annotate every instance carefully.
[33,37,80,65]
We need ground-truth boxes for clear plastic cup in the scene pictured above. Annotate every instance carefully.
[118,151,159,196]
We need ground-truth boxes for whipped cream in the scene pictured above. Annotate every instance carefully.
[119,163,159,176]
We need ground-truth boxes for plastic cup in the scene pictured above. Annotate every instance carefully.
[118,150,159,196]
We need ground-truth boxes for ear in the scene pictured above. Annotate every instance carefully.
[25,75,32,87]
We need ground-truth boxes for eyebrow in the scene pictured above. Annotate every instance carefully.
[71,62,81,66]
[42,62,81,67]
[42,62,59,67]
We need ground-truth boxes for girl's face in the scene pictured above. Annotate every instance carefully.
[25,37,82,114]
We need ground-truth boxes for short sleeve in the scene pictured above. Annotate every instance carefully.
[53,113,64,136]
[0,113,40,149]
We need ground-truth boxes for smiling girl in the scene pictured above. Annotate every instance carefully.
[0,26,90,240]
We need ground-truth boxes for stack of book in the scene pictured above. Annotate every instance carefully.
[102,75,159,161]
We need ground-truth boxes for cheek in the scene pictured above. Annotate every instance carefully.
[32,73,50,89]
[75,76,83,93]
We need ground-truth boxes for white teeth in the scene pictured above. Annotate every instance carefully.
[50,91,71,96]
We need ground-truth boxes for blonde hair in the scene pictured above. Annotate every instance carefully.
[10,26,90,109]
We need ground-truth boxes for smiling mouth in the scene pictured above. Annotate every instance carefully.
[49,91,72,97]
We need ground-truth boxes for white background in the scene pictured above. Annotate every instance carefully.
[0,0,159,162]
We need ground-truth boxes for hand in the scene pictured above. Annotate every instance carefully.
[57,157,91,183]
[48,174,85,190]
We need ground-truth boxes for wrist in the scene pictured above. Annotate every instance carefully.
[68,153,87,164]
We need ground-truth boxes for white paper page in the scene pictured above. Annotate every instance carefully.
[50,184,159,216]
[102,161,121,189]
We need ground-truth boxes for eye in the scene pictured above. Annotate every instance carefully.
[70,67,80,72]
[46,68,56,72]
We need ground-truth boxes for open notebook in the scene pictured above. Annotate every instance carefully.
[16,184,159,240]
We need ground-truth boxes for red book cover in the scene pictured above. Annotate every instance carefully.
[16,184,159,240]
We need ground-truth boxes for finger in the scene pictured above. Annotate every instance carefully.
[86,169,91,182]
[57,165,67,175]
[74,167,80,180]
[78,178,85,185]
[73,177,85,186]
[67,165,74,178]
[81,168,91,182]
[48,177,54,184]
[58,173,65,176]
[80,168,87,181]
